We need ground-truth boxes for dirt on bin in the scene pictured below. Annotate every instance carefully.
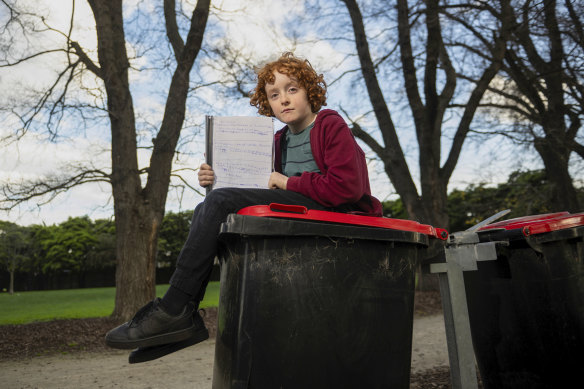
[0,291,482,388]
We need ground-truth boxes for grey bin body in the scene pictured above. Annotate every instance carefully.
[211,212,442,389]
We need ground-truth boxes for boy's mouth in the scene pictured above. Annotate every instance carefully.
[282,108,293,113]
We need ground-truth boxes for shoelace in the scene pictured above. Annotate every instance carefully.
[130,300,156,325]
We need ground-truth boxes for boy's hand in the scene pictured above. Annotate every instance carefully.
[268,172,288,190]
[198,163,215,187]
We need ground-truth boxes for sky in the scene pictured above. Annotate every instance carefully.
[0,0,559,226]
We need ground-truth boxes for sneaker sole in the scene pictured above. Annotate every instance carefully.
[105,325,199,350]
[128,327,210,364]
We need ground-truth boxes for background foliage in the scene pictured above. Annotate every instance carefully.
[2,168,582,292]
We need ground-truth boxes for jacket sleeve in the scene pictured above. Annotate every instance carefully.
[286,114,367,207]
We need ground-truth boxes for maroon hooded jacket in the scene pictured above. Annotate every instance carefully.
[274,109,382,217]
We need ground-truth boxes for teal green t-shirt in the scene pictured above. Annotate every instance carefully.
[283,123,321,177]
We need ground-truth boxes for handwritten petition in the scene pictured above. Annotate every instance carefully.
[207,116,274,190]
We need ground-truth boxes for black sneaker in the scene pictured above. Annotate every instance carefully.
[105,298,199,349]
[128,310,210,364]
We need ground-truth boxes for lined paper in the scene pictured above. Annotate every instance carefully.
[208,116,274,190]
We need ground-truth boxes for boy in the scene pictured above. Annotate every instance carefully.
[105,52,382,360]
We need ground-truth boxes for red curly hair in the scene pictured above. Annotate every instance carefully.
[250,52,327,117]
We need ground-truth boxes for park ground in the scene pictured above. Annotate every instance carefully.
[1,291,483,388]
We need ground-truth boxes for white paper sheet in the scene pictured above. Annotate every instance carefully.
[208,116,274,190]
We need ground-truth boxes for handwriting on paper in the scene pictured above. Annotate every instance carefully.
[211,116,274,190]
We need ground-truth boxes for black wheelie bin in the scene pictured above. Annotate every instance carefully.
[465,212,584,389]
[211,203,447,389]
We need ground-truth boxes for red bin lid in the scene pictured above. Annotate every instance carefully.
[478,211,584,236]
[237,203,448,240]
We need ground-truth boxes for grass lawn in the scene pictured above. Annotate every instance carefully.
[0,282,220,325]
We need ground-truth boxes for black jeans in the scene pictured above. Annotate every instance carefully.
[169,188,333,300]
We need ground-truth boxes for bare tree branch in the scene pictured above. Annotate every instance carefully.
[443,0,513,182]
[164,0,184,60]
[70,41,102,78]
[338,106,385,157]
[0,168,110,210]
[170,169,205,197]
[572,139,584,159]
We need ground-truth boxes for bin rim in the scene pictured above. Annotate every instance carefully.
[236,203,448,240]
[477,211,584,236]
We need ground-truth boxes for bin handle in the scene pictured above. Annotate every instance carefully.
[268,203,308,214]
[466,209,511,232]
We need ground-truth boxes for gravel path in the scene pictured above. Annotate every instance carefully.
[2,314,448,389]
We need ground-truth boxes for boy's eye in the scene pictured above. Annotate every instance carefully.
[270,93,278,99]
[288,87,297,93]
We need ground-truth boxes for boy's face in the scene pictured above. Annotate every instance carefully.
[265,71,317,133]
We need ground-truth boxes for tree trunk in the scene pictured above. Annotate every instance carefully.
[113,203,162,320]
[421,180,449,229]
[502,0,581,214]
[343,0,510,231]
[85,0,210,320]
[87,0,145,320]
[534,137,580,212]
[9,261,14,295]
